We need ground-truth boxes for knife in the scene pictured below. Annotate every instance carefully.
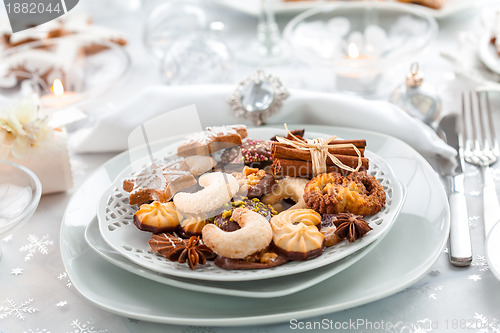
[438,114,472,266]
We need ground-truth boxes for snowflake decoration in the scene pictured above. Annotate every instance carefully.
[57,272,72,288]
[382,318,435,333]
[443,247,449,254]
[19,234,53,261]
[468,274,482,282]
[11,267,24,276]
[467,313,500,332]
[428,285,443,300]
[2,234,13,242]
[472,255,490,272]
[67,318,107,333]
[412,319,435,333]
[428,270,440,277]
[56,301,68,308]
[469,215,480,228]
[0,298,38,320]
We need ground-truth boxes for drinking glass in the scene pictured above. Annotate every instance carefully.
[160,22,234,85]
[143,1,208,61]
[236,0,291,66]
[0,161,41,260]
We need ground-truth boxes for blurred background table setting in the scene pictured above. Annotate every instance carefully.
[2,0,500,332]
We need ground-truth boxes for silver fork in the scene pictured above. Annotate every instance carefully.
[462,90,500,236]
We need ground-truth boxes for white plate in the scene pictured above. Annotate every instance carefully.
[61,124,449,326]
[486,221,500,282]
[479,34,500,75]
[85,216,377,298]
[215,0,484,19]
[97,128,405,281]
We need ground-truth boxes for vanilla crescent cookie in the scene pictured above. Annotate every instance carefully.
[270,209,325,261]
[261,177,310,210]
[202,208,273,259]
[173,172,239,214]
[183,155,216,176]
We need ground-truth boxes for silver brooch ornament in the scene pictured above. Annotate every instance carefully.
[227,70,289,126]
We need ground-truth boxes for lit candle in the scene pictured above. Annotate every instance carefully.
[51,79,64,97]
[347,42,360,59]
[335,42,381,95]
[41,78,77,109]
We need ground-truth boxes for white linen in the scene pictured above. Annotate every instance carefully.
[70,85,456,160]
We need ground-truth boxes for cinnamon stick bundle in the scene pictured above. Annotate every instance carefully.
[271,141,365,163]
[272,157,369,178]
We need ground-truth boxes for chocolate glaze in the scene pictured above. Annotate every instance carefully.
[178,228,201,238]
[214,253,288,270]
[133,215,179,233]
[213,197,277,232]
[247,173,276,198]
[274,246,324,261]
[220,139,272,169]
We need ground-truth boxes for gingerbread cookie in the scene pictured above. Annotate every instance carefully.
[177,125,247,157]
[123,159,196,206]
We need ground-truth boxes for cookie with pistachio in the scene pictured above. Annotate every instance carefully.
[212,196,277,232]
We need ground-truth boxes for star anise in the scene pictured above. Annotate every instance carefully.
[333,213,372,243]
[149,233,215,269]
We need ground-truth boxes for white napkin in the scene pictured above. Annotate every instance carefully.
[70,85,456,160]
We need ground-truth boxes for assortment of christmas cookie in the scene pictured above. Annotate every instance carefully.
[122,124,387,270]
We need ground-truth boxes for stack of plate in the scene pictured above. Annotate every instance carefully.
[61,125,449,326]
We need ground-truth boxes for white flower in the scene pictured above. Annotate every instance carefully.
[0,95,52,158]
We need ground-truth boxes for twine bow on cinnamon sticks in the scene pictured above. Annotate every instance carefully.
[272,124,368,178]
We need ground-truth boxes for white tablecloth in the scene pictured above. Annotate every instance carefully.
[2,1,500,332]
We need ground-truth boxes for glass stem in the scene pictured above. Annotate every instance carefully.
[257,0,281,56]
[365,0,378,26]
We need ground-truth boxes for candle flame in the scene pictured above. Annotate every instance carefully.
[347,42,359,59]
[51,79,64,97]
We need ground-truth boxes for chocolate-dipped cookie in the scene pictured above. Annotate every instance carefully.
[214,247,288,270]
[133,201,180,233]
[220,139,272,168]
[233,167,276,199]
[320,214,342,247]
[212,197,277,232]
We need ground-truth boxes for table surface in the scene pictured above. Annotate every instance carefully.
[2,1,500,332]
